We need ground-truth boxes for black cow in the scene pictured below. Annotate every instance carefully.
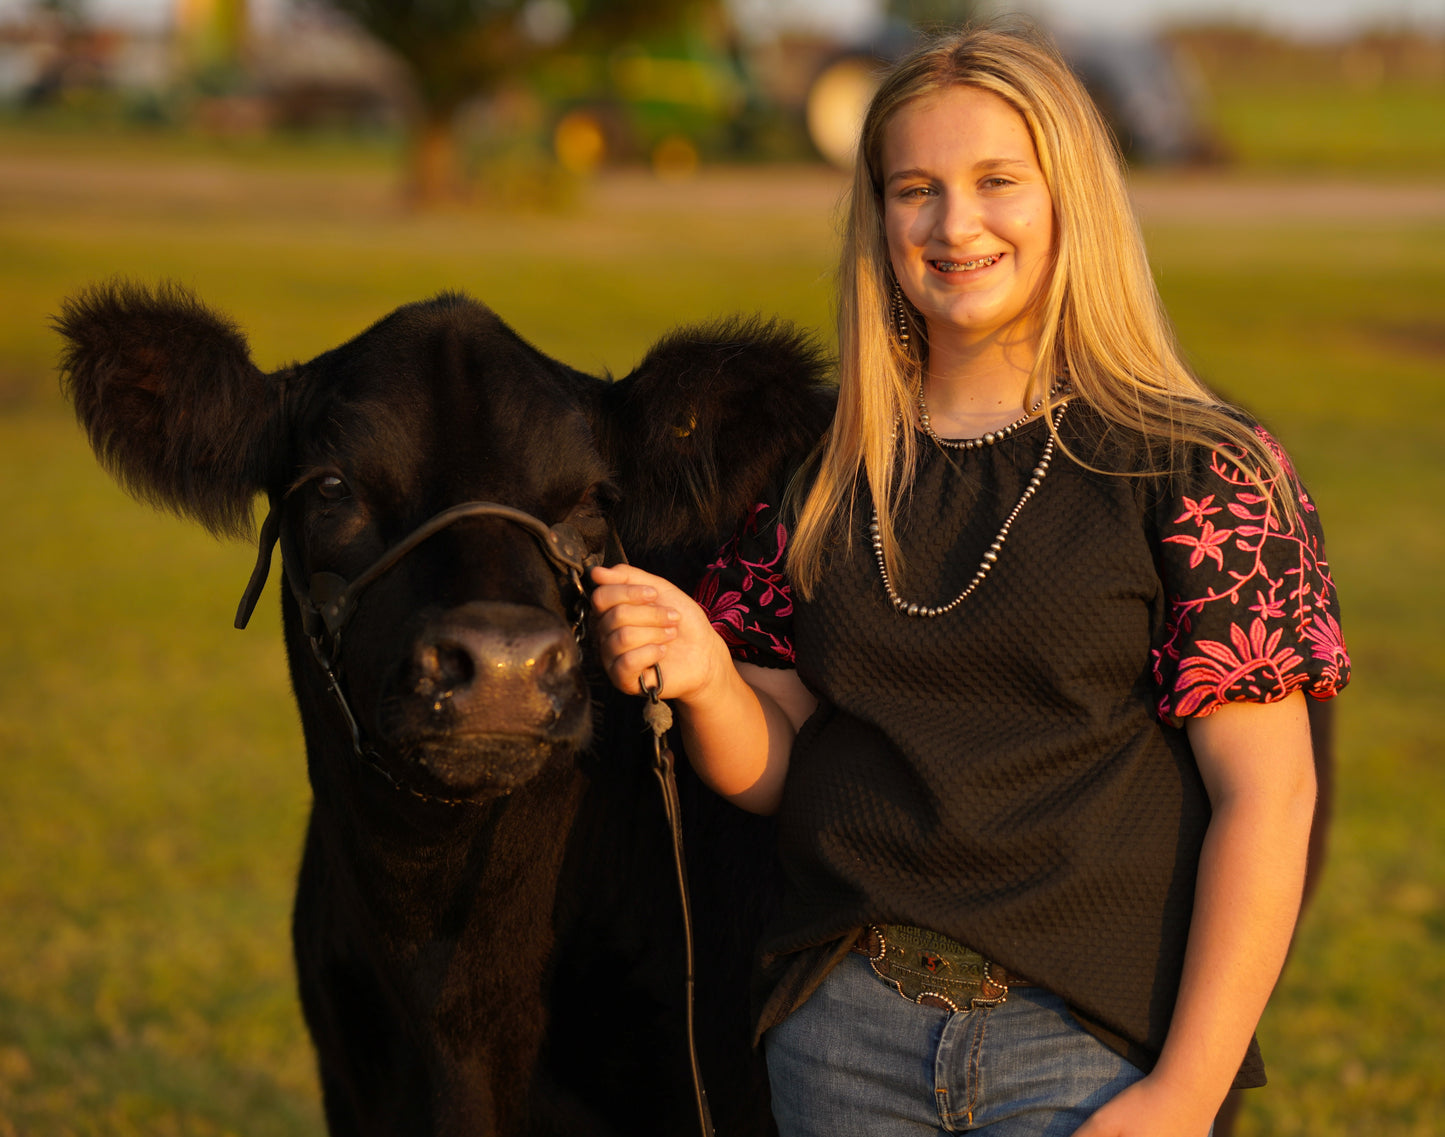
[55,282,833,1137]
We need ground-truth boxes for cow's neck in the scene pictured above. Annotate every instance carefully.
[297,750,590,1131]
[312,746,586,924]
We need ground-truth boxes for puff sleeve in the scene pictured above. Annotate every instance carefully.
[1151,425,1350,722]
[693,490,797,669]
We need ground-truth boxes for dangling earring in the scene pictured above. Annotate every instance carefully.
[892,280,910,346]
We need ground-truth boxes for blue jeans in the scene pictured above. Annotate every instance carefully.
[765,952,1148,1136]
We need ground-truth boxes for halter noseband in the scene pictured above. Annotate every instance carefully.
[237,499,600,639]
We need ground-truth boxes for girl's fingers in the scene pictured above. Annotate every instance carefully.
[591,587,679,627]
[589,565,684,639]
[607,640,667,676]
[599,621,678,656]
[589,563,635,583]
[589,562,717,702]
[589,563,665,594]
[603,642,674,699]
[590,581,654,612]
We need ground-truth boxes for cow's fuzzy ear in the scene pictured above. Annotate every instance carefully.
[54,279,284,538]
[601,317,834,552]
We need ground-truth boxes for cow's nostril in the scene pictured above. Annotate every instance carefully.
[417,641,478,693]
[533,642,567,679]
[435,642,478,688]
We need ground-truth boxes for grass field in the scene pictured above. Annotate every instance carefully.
[1205,83,1445,173]
[1172,28,1445,175]
[1,120,1442,1136]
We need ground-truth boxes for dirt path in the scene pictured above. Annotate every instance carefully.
[3,147,1443,224]
[560,166,1445,223]
[1126,176,1445,222]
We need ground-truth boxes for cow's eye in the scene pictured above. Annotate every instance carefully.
[316,475,348,501]
[579,481,617,515]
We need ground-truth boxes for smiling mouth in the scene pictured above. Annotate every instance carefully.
[933,255,1001,272]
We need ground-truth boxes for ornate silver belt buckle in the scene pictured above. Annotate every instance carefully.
[863,925,1009,1012]
[974,961,1010,1008]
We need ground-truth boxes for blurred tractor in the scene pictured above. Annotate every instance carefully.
[802,25,1220,169]
[539,39,747,178]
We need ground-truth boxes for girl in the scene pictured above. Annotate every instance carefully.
[592,23,1347,1137]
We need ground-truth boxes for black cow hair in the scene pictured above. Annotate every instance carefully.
[600,317,834,555]
[54,279,286,540]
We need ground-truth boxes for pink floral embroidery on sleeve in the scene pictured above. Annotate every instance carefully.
[695,502,795,666]
[1153,427,1349,720]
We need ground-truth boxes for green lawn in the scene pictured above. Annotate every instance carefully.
[1203,83,1445,174]
[1146,219,1445,1134]
[1,126,1441,1135]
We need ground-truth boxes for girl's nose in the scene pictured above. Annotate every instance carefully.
[932,189,984,246]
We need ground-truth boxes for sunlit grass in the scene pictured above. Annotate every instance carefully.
[1204,83,1445,173]
[0,415,318,1135]
[1140,215,1445,1136]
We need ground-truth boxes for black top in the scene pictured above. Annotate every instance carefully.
[696,401,1349,1085]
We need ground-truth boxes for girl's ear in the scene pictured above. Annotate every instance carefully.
[598,316,834,554]
[55,279,289,538]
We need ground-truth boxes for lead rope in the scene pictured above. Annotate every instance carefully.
[640,665,715,1137]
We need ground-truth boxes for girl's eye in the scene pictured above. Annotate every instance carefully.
[316,475,348,501]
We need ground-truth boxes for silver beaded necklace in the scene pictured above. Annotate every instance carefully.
[871,395,1069,619]
[918,380,1063,450]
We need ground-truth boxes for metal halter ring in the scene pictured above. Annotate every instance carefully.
[639,664,664,702]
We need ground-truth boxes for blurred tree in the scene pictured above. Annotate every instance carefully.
[177,0,249,85]
[327,0,708,203]
[31,0,89,23]
[888,0,975,30]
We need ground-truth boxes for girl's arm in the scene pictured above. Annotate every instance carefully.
[1074,691,1317,1137]
[590,563,816,815]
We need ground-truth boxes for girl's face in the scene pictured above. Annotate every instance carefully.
[881,86,1055,358]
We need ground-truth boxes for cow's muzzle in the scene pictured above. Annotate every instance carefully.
[388,601,590,759]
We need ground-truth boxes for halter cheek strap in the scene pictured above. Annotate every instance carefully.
[236,506,282,631]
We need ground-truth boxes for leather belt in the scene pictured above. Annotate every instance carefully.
[852,924,1033,1012]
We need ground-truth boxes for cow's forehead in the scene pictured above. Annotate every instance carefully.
[293,299,607,511]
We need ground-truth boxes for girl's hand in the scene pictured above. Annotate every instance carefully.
[588,564,727,706]
[590,563,808,815]
[1070,1071,1216,1137]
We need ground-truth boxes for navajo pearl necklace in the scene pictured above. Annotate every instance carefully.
[871,399,1069,619]
[918,380,1065,450]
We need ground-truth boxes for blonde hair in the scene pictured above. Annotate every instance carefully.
[787,20,1296,597]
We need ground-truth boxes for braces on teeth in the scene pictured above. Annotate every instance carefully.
[938,256,999,270]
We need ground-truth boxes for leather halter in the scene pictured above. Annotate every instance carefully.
[233,497,611,800]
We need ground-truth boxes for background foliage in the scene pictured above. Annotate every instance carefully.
[1,53,1442,1136]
